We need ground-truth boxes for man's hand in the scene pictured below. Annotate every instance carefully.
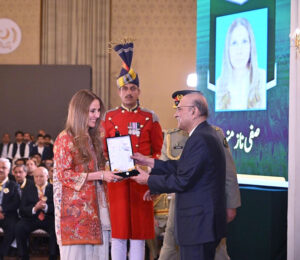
[227,208,237,223]
[34,200,46,212]
[131,166,150,185]
[131,153,155,168]
[143,190,160,202]
[143,190,152,201]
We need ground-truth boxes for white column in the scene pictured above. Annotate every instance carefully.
[288,0,300,259]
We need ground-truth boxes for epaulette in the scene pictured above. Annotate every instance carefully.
[166,128,189,137]
[104,107,121,119]
[139,107,160,123]
[166,128,181,134]
[213,125,224,135]
[213,125,228,148]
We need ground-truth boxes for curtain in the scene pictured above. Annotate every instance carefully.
[41,0,110,106]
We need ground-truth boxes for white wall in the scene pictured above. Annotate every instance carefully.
[288,0,300,259]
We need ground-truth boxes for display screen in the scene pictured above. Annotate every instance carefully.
[214,8,268,112]
[196,0,290,183]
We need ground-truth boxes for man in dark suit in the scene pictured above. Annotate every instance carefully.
[16,166,57,260]
[0,158,20,260]
[12,165,34,197]
[30,135,53,161]
[132,90,227,260]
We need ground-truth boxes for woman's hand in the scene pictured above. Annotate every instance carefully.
[102,171,123,183]
[87,171,123,183]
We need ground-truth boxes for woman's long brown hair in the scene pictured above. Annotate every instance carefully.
[65,89,106,171]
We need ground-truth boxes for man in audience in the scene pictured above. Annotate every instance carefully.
[0,133,12,159]
[16,167,57,260]
[25,159,37,182]
[7,131,29,163]
[24,132,34,156]
[0,158,20,260]
[43,158,53,171]
[44,134,54,146]
[48,166,54,184]
[30,135,53,161]
[30,134,35,144]
[37,129,46,137]
[14,158,27,167]
[13,165,34,197]
[31,154,42,166]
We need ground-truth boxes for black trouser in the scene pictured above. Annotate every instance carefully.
[0,216,18,257]
[16,217,57,260]
[180,240,220,260]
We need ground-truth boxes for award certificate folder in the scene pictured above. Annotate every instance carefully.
[106,135,139,178]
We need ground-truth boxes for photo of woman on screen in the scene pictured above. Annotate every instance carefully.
[216,17,266,111]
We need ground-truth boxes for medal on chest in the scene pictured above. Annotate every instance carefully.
[128,122,141,137]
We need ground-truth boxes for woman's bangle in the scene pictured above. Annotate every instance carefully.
[101,172,104,181]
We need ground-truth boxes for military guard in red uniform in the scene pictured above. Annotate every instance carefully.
[103,41,163,260]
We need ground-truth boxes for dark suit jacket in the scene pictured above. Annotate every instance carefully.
[11,142,26,158]
[19,179,34,197]
[30,146,53,160]
[148,121,227,246]
[19,182,54,220]
[1,180,20,218]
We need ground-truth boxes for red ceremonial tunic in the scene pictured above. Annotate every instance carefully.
[102,106,163,239]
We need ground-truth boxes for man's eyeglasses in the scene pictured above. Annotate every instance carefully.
[175,106,195,112]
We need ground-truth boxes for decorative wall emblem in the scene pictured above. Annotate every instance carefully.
[0,18,22,54]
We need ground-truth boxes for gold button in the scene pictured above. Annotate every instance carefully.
[146,117,149,121]
[108,117,112,120]
[134,110,138,113]
[122,110,125,113]
[115,126,118,129]
[136,144,139,147]
[140,125,144,128]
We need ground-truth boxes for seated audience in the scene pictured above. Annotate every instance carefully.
[24,132,34,156]
[38,129,46,137]
[25,159,37,181]
[13,165,34,197]
[31,154,42,166]
[30,135,53,161]
[16,167,57,260]
[14,158,27,167]
[0,158,20,260]
[43,159,53,171]
[0,133,12,159]
[8,131,30,163]
[48,166,53,184]
[44,134,54,146]
[30,135,35,143]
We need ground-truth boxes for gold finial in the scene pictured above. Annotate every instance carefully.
[107,37,137,53]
